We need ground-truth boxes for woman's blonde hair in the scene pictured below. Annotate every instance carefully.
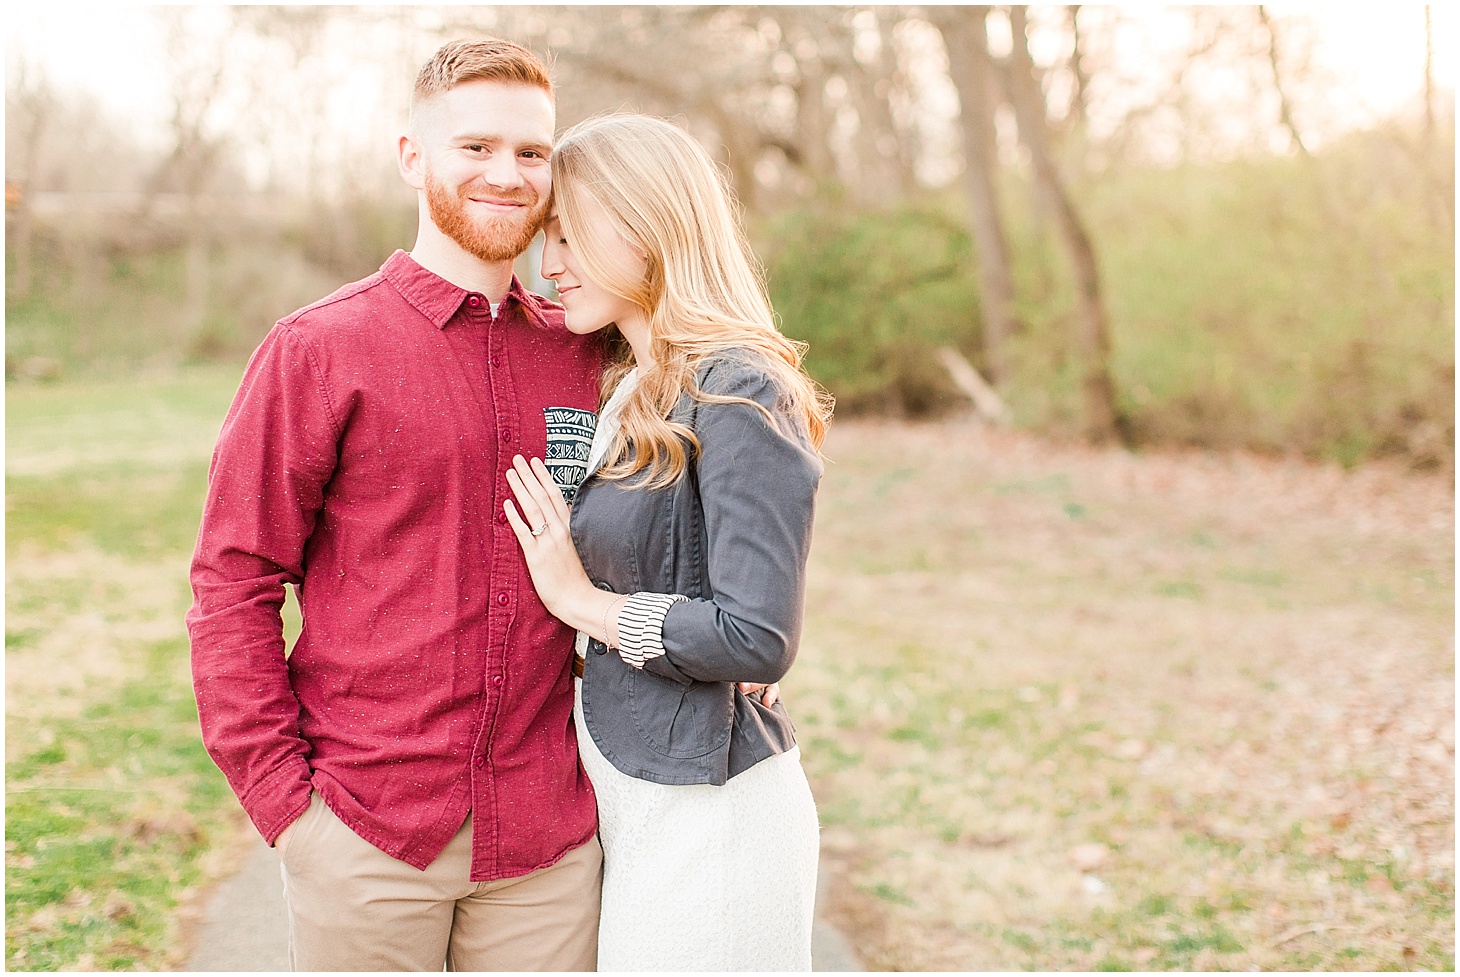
[551,114,832,488]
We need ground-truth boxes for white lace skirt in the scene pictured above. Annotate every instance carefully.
[573,679,820,972]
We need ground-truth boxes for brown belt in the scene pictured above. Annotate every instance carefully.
[572,654,585,678]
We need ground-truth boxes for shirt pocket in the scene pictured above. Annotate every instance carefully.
[542,407,596,504]
[628,671,732,759]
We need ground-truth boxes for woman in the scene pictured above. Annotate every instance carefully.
[501,113,832,971]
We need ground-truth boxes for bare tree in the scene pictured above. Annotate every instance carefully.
[931,5,1019,386]
[1256,6,1310,157]
[783,18,839,187]
[846,7,919,205]
[143,8,239,334]
[471,6,778,209]
[1066,5,1090,133]
[442,6,920,214]
[1006,5,1121,442]
[1424,5,1435,145]
[5,62,56,300]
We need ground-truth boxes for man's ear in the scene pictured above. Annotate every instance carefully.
[398,131,427,191]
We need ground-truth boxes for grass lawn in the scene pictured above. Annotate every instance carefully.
[790,419,1454,970]
[5,370,260,971]
[6,374,1453,970]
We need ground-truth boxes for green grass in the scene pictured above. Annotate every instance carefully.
[6,640,240,971]
[5,371,254,971]
[5,244,341,378]
[7,465,212,558]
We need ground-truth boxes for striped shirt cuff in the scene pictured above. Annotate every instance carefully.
[616,592,688,669]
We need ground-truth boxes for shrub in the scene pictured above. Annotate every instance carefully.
[763,201,984,416]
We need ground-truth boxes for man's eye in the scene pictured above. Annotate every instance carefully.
[466,144,487,153]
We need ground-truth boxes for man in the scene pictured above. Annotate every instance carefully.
[187,38,603,971]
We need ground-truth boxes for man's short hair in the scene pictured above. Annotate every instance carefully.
[411,37,554,117]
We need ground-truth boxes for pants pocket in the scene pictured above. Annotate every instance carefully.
[279,791,327,874]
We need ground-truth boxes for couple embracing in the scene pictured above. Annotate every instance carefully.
[187,36,831,972]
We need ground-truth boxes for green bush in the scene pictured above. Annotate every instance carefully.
[763,201,984,415]
[762,127,1453,468]
[1081,128,1454,467]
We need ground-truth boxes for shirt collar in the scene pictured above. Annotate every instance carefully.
[381,250,541,330]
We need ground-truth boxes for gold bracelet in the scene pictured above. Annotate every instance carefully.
[602,594,626,649]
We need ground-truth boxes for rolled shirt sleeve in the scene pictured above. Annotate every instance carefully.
[615,592,689,669]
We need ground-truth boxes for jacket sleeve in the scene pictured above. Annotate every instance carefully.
[185,323,340,844]
[640,362,823,686]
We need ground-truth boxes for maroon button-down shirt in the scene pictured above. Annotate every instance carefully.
[187,251,601,881]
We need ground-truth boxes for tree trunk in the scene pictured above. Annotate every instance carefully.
[1424,6,1435,145]
[1257,6,1310,157]
[1067,5,1089,132]
[848,9,916,206]
[793,51,838,187]
[1006,6,1122,443]
[934,5,1018,387]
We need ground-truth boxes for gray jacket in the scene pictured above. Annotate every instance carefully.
[570,352,823,785]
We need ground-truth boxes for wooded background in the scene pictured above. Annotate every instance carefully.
[5,9,1454,969]
[6,5,1454,467]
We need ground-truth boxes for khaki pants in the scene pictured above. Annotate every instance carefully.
[279,793,601,971]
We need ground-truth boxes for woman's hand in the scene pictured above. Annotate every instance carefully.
[504,455,601,624]
[507,454,781,691]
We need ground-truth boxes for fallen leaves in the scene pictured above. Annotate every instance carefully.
[794,418,1454,971]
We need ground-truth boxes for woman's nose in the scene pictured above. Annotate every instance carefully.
[540,238,564,279]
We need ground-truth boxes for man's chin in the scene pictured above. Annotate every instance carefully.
[460,215,543,263]
[426,192,545,263]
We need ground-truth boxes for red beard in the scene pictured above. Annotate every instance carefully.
[426,175,548,262]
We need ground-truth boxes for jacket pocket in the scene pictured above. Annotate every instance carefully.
[627,671,732,759]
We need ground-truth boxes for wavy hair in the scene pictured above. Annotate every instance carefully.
[550,114,832,488]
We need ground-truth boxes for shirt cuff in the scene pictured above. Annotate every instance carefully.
[616,592,688,669]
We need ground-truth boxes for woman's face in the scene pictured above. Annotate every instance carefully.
[540,195,648,338]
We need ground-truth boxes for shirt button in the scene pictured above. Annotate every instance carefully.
[491,356,501,368]
[474,756,485,769]
[496,511,508,525]
[492,675,504,688]
[496,592,510,606]
[467,295,482,308]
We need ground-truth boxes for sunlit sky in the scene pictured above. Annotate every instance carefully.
[7,4,1455,184]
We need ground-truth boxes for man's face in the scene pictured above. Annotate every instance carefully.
[410,80,555,262]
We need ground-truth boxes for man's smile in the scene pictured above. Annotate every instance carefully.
[468,196,529,213]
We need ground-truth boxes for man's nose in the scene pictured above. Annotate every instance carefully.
[481,152,525,190]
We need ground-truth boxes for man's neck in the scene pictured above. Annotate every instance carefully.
[409,224,517,304]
